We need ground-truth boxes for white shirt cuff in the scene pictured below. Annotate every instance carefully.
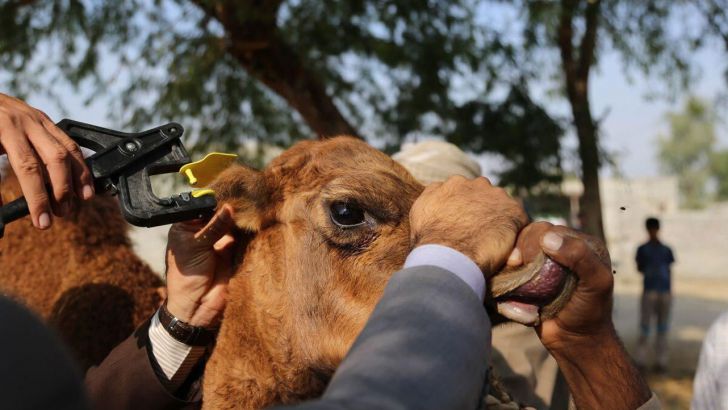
[148,310,206,386]
[404,244,485,302]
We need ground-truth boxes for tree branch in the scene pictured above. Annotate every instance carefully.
[558,0,578,98]
[190,0,358,138]
[577,0,600,81]
[699,0,728,52]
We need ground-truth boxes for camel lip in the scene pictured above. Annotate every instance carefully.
[494,257,568,308]
[496,300,540,325]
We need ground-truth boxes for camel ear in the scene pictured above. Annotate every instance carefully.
[210,164,269,232]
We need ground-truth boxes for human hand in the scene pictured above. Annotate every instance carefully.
[510,222,614,351]
[510,222,652,410]
[0,93,94,229]
[409,175,528,277]
[165,205,237,328]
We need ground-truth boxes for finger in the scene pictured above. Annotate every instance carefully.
[213,235,237,282]
[550,225,612,269]
[506,247,523,267]
[447,174,468,183]
[1,126,51,228]
[474,175,493,186]
[510,202,530,232]
[515,221,553,262]
[40,115,94,200]
[24,119,73,216]
[155,286,168,302]
[539,229,611,289]
[194,205,235,247]
[488,186,528,233]
[213,233,236,252]
[422,181,442,191]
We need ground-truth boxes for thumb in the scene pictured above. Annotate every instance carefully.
[193,205,235,248]
[539,228,612,290]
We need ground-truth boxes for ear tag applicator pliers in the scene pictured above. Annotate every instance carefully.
[0,120,237,237]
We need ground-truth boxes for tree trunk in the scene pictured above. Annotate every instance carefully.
[191,0,358,139]
[558,0,605,240]
[572,96,605,240]
[227,35,358,139]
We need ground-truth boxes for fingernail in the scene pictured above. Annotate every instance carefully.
[82,184,94,200]
[38,213,51,229]
[542,232,563,251]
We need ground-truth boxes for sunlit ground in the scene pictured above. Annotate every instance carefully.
[613,276,728,409]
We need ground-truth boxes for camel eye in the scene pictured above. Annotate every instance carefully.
[330,201,366,228]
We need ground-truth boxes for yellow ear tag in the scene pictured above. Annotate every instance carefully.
[191,188,216,198]
[179,152,239,189]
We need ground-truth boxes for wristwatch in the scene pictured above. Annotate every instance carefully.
[158,301,219,346]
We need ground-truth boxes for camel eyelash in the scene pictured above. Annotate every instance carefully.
[322,227,378,256]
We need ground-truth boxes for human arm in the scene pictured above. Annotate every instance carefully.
[274,264,491,410]
[85,206,237,407]
[512,223,654,410]
[636,246,645,273]
[0,93,94,228]
[84,319,203,409]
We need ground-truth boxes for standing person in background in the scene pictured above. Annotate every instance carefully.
[635,217,675,373]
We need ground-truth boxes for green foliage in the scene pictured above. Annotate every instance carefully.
[2,0,308,149]
[447,85,563,191]
[657,97,716,209]
[0,0,564,191]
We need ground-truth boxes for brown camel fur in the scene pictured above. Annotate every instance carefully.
[202,136,578,409]
[0,174,163,370]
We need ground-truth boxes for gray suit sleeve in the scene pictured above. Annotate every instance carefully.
[273,265,491,410]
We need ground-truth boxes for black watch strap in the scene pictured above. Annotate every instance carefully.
[158,302,218,346]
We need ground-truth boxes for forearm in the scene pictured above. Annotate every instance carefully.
[550,327,651,410]
[85,319,200,409]
[281,266,491,410]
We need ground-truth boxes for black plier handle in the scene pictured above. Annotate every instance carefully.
[0,120,216,237]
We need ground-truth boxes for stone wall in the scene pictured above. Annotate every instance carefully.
[601,176,728,278]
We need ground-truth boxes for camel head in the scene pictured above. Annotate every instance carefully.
[205,137,423,406]
[203,136,578,407]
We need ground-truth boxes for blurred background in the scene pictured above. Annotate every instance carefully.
[2,1,728,408]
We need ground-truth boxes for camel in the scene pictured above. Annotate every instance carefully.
[0,174,163,370]
[202,136,578,409]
